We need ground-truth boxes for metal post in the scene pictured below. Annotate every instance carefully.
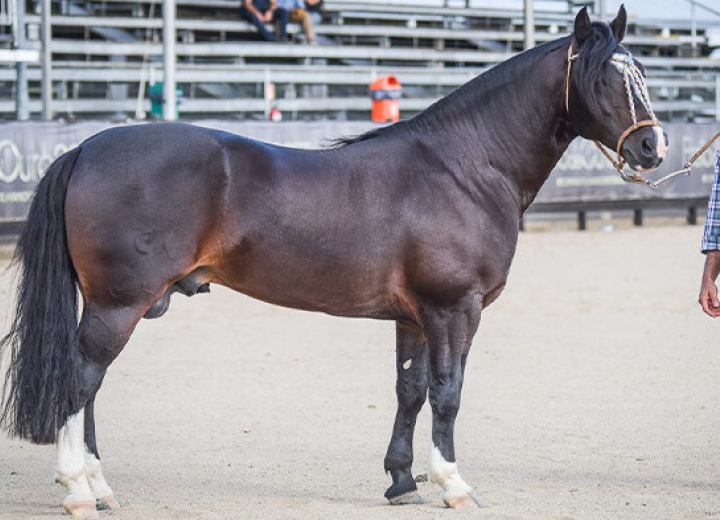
[15,0,29,120]
[690,1,697,56]
[523,0,535,50]
[596,0,606,20]
[633,208,643,227]
[41,0,52,120]
[162,0,177,121]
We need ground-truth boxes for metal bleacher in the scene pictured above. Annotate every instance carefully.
[0,0,718,120]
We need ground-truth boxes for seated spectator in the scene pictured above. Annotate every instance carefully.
[240,0,289,42]
[305,0,324,26]
[277,0,315,44]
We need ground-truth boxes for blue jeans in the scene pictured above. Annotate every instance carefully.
[240,8,289,41]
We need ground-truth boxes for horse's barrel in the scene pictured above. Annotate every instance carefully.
[369,76,402,123]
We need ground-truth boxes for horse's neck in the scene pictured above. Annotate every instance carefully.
[415,45,576,212]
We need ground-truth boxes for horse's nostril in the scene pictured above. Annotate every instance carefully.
[641,137,654,157]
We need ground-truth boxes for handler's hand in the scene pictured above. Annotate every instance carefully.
[699,278,720,317]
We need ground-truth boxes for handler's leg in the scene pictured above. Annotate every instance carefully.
[384,323,428,505]
[425,298,481,510]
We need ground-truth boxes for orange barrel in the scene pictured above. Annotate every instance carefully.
[369,76,402,123]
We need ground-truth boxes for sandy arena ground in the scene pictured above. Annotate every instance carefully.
[1,225,719,520]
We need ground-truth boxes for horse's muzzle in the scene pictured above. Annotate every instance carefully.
[622,126,668,173]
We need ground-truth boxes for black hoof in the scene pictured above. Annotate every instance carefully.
[385,473,421,505]
[387,490,425,505]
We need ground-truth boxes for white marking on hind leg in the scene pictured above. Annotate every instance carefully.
[430,445,478,508]
[56,410,96,514]
[85,451,114,502]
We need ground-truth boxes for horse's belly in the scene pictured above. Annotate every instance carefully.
[211,250,402,319]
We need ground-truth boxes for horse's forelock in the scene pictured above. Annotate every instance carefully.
[574,22,621,111]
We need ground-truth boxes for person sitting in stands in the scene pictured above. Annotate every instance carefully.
[305,0,324,26]
[277,0,315,44]
[240,0,289,42]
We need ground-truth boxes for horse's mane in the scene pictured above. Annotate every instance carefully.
[332,22,620,148]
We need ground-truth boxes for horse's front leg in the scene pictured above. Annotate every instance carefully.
[424,295,482,510]
[384,322,428,505]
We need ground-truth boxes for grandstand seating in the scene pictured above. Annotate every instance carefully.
[0,0,717,120]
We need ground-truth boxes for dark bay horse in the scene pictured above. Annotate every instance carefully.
[1,6,667,517]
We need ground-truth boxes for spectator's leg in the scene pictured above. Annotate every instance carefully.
[241,10,276,41]
[300,12,314,43]
[274,8,290,41]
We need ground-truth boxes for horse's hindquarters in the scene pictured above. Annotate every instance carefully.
[65,125,230,313]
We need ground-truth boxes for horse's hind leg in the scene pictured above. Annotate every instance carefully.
[56,305,142,518]
[384,323,428,505]
[84,382,120,511]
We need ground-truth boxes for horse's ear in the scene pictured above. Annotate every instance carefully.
[609,4,627,42]
[573,6,592,46]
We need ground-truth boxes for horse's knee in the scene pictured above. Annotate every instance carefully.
[429,386,461,420]
[398,385,427,416]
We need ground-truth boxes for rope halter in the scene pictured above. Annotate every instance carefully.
[565,44,679,189]
[607,52,659,161]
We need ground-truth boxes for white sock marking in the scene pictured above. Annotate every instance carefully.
[85,451,114,499]
[429,445,473,500]
[57,409,94,505]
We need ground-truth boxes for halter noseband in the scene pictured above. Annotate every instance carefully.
[565,43,663,186]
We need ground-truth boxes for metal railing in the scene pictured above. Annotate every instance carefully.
[2,0,718,120]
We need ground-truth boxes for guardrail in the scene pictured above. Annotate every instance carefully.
[4,2,717,121]
[1,61,716,118]
[20,14,709,48]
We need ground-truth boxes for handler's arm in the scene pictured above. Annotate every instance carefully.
[699,150,720,317]
[700,251,720,317]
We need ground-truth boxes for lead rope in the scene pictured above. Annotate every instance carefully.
[567,44,719,189]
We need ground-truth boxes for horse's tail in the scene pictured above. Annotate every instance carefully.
[0,146,83,444]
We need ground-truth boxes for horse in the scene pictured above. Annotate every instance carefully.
[1,6,667,517]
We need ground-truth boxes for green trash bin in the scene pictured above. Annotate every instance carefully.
[148,82,183,119]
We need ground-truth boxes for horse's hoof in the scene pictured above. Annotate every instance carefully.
[64,501,100,518]
[444,492,481,510]
[96,495,120,511]
[387,490,425,505]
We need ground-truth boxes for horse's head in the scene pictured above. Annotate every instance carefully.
[566,5,667,173]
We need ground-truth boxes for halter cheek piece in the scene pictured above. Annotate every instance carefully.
[565,44,667,188]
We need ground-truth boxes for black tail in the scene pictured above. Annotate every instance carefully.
[0,146,83,444]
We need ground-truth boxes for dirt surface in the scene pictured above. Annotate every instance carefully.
[1,226,719,520]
